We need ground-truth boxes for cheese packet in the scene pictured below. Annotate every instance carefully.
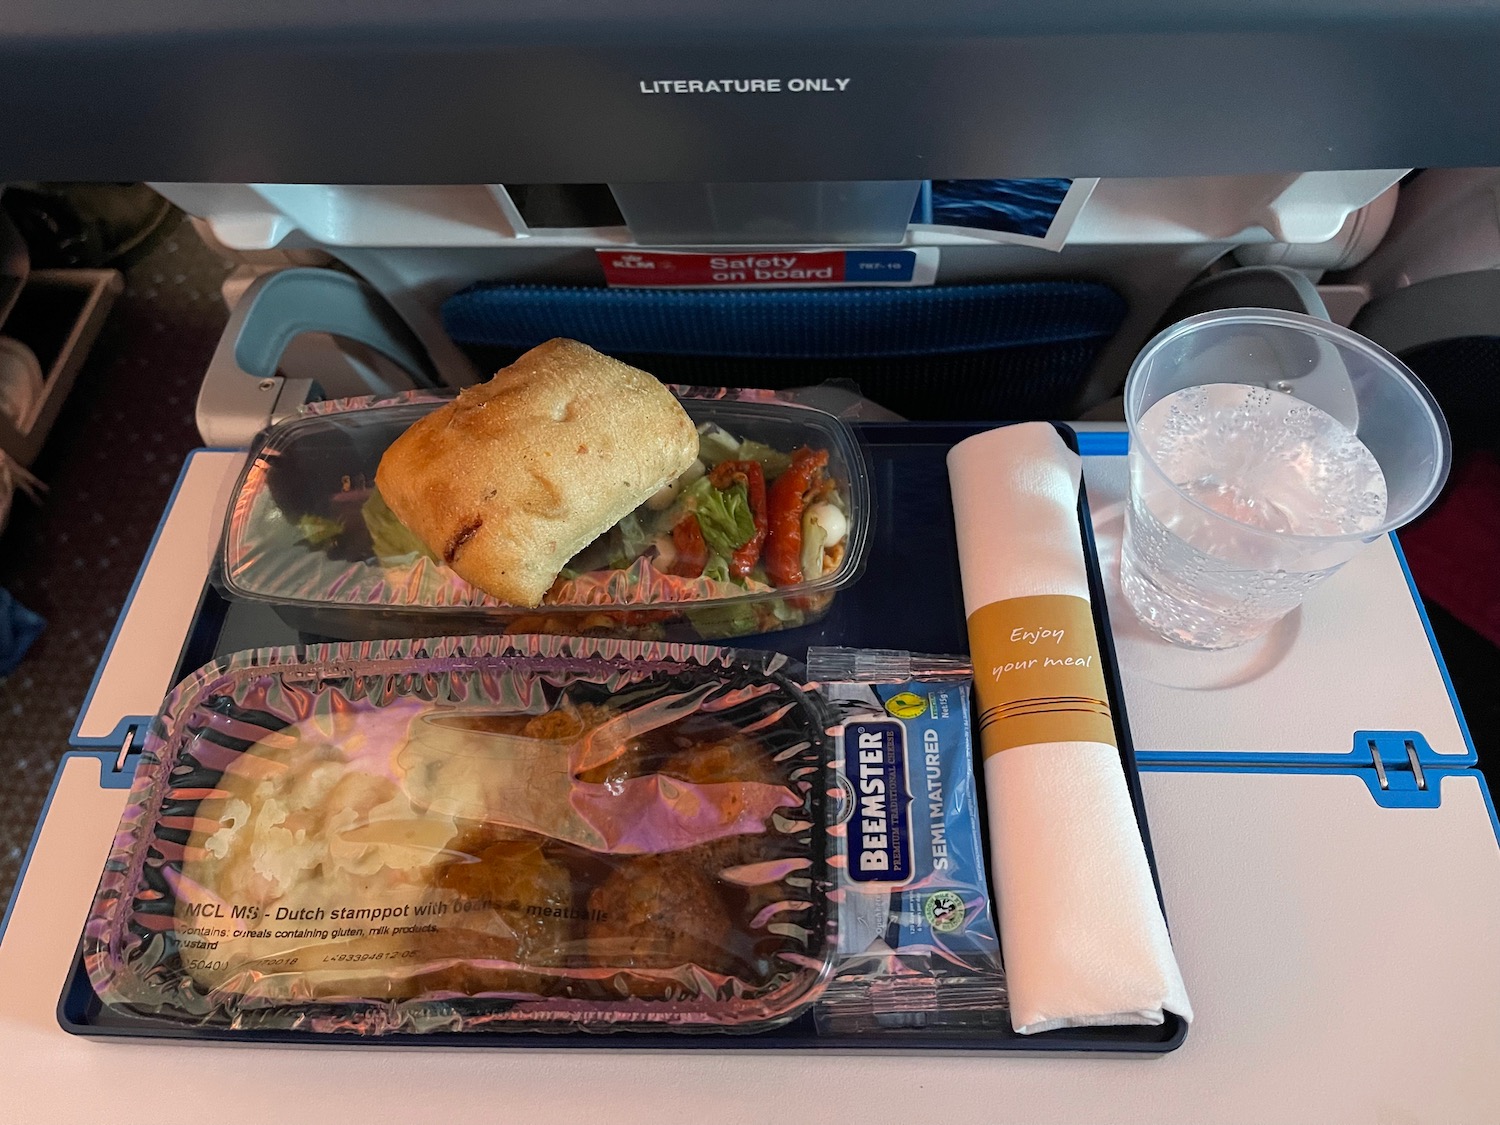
[807,647,1008,1034]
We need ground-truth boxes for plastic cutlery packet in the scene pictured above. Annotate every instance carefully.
[82,635,835,1035]
[807,647,1008,1034]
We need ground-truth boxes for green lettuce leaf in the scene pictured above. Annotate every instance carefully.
[616,510,654,564]
[734,440,793,479]
[684,477,756,558]
[361,491,439,564]
[685,598,761,640]
[696,424,742,466]
[702,554,732,584]
[295,512,344,550]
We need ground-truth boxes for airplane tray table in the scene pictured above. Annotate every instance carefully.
[9,424,1500,1124]
[51,421,1186,1054]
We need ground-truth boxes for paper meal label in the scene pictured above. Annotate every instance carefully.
[967,594,1116,756]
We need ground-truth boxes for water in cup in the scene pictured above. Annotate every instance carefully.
[1121,382,1390,649]
[1120,310,1449,649]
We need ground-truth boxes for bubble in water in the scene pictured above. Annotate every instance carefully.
[1138,383,1387,536]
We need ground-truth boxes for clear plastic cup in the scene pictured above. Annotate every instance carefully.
[1120,309,1451,649]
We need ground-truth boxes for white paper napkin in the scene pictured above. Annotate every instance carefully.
[947,422,1192,1034]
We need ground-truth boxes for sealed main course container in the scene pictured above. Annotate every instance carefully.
[83,635,835,1035]
[216,388,871,641]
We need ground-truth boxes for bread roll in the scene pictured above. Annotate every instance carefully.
[375,339,699,607]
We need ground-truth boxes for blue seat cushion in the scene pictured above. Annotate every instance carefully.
[442,281,1125,420]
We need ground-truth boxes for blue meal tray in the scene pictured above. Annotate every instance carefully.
[57,421,1186,1054]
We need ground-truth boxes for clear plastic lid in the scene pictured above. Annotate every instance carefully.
[217,388,871,641]
[83,634,835,1035]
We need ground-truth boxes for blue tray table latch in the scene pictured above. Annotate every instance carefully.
[1356,731,1443,809]
[111,723,143,781]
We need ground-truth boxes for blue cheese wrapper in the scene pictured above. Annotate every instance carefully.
[810,648,1007,1034]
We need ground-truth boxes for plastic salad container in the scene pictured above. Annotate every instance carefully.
[82,634,835,1035]
[216,388,871,642]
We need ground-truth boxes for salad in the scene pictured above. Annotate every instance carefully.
[277,421,851,613]
[561,423,849,596]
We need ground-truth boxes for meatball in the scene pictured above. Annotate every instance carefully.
[660,735,778,787]
[585,854,733,996]
[521,707,586,741]
[434,828,576,968]
[655,734,793,829]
